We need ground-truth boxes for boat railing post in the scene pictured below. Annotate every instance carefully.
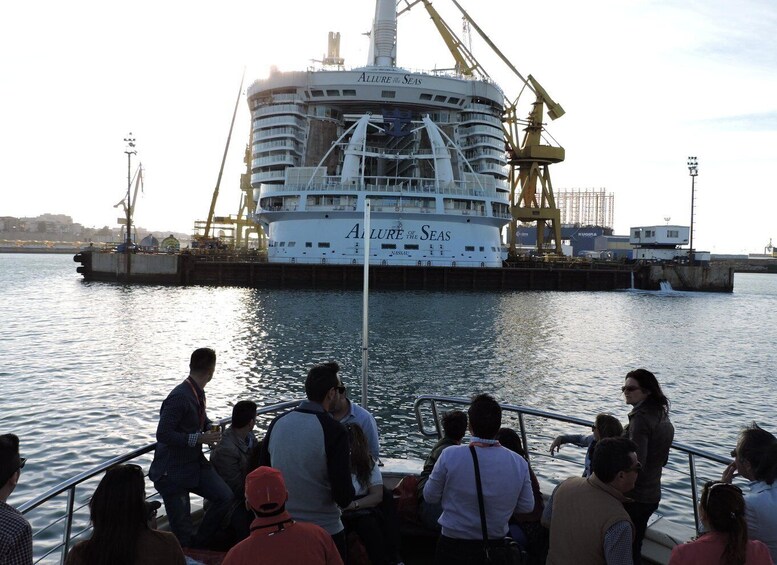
[361,199,371,409]
[518,412,529,462]
[430,400,441,438]
[60,485,76,564]
[688,452,701,534]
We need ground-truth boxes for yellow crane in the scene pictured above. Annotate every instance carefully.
[399,0,566,256]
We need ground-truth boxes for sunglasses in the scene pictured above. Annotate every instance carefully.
[19,457,26,470]
[334,385,346,394]
[622,385,641,393]
[703,480,742,495]
[628,462,642,472]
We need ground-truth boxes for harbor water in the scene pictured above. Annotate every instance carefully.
[2,253,776,533]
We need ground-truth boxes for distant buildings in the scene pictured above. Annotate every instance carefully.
[0,214,189,246]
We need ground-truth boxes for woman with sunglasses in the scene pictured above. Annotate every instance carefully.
[621,368,675,563]
[722,423,777,562]
[668,481,772,565]
[65,464,185,565]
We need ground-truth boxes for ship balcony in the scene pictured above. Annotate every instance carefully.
[253,115,307,130]
[370,204,437,214]
[462,103,502,114]
[460,136,506,151]
[259,204,300,213]
[464,148,507,161]
[274,175,505,199]
[252,170,287,183]
[443,207,488,217]
[458,124,504,140]
[252,154,299,168]
[249,93,305,110]
[473,161,508,176]
[253,139,303,154]
[459,114,503,128]
[252,103,307,118]
[305,204,359,212]
[253,127,307,143]
[267,93,306,103]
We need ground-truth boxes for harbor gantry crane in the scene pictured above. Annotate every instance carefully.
[398,0,566,256]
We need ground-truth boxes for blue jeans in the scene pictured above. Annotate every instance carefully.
[155,466,234,548]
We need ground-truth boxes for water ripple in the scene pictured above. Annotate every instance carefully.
[1,256,776,527]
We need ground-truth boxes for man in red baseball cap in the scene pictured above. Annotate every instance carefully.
[222,467,343,565]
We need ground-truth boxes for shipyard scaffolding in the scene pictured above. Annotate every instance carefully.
[192,144,265,252]
[555,189,615,228]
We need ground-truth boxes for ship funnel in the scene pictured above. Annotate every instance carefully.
[369,0,396,67]
[323,32,344,67]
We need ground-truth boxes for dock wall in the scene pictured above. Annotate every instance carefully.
[75,253,736,292]
[637,263,734,292]
[180,259,634,291]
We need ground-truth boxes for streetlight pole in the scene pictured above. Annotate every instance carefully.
[124,133,137,251]
[687,156,698,263]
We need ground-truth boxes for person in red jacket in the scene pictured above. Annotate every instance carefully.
[222,467,343,565]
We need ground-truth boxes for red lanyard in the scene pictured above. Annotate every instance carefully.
[185,377,206,430]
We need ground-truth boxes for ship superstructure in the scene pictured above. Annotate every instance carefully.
[247,0,511,267]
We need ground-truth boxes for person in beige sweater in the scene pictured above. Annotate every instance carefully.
[543,437,640,565]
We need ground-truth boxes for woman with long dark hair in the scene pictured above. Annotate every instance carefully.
[66,464,185,565]
[496,428,548,565]
[621,368,675,563]
[722,423,777,562]
[668,481,772,564]
[341,424,402,565]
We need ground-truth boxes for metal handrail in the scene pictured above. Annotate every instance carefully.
[413,395,730,535]
[20,399,303,564]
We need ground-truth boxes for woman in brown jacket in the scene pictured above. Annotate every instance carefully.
[622,368,675,564]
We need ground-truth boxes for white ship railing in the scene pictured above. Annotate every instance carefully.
[260,176,505,199]
[253,104,307,118]
[253,139,302,152]
[20,396,726,564]
[252,126,305,141]
[413,395,730,539]
[18,400,302,565]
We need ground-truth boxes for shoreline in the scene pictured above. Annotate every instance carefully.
[0,247,81,254]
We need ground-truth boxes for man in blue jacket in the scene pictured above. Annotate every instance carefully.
[149,347,233,548]
[258,361,354,561]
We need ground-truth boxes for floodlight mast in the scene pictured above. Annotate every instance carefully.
[687,156,698,262]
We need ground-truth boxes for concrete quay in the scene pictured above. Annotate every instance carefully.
[74,252,735,292]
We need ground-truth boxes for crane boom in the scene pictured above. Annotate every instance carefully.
[401,0,567,256]
[418,0,483,77]
[204,69,246,238]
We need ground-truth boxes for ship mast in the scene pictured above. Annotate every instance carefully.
[123,134,136,251]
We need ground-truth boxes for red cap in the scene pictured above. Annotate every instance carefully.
[245,467,287,513]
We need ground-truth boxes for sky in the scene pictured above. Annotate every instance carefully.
[1,0,775,254]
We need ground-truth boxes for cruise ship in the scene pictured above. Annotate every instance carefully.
[247,0,511,267]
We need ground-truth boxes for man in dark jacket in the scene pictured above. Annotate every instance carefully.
[149,348,233,548]
[259,361,354,562]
